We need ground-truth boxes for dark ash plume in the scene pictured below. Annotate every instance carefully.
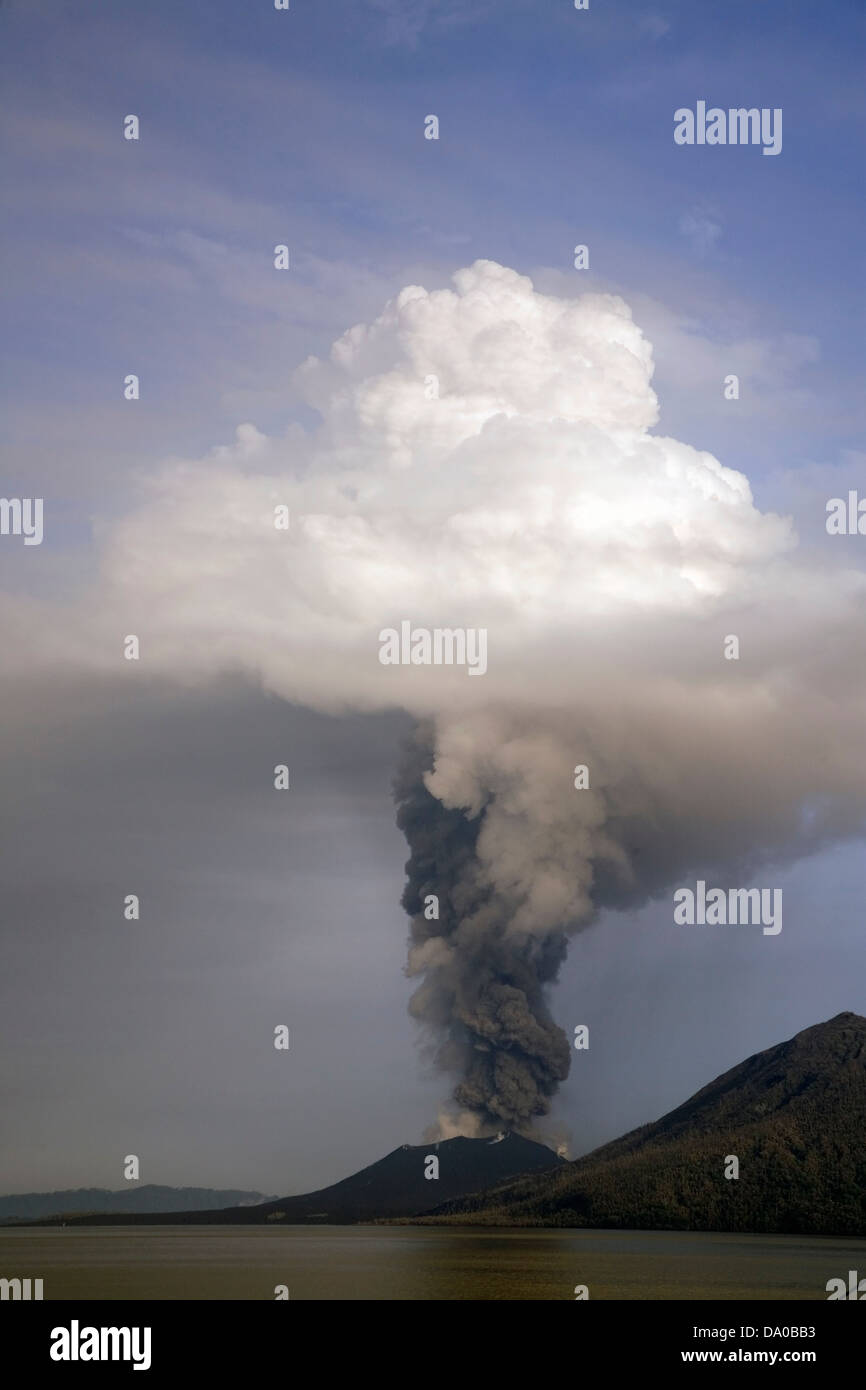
[395,729,571,1132]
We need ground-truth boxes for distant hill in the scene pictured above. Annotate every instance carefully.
[420,1012,866,1235]
[57,1133,564,1226]
[0,1186,271,1224]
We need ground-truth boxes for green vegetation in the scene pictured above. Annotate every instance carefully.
[423,1012,866,1235]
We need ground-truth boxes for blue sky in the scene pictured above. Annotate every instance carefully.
[2,0,863,521]
[1,0,864,1191]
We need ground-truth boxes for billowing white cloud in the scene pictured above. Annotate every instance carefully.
[90,261,815,712]
[16,260,866,1130]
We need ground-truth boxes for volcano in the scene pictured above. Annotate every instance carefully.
[420,1012,866,1235]
[56,1132,565,1226]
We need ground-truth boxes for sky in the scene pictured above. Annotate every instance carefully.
[0,0,864,1195]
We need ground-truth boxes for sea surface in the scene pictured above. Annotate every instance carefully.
[2,1226,864,1299]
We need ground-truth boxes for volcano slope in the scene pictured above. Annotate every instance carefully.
[418,1013,866,1235]
[57,1132,564,1226]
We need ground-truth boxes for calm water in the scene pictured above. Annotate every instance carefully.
[3,1226,864,1300]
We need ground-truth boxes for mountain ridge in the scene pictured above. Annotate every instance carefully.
[15,1014,864,1235]
[418,1012,866,1234]
[0,1185,272,1224]
[48,1132,564,1227]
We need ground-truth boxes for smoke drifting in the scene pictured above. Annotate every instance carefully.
[14,261,866,1134]
[395,728,571,1132]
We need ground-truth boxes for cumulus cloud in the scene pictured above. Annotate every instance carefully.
[19,260,866,1131]
[95,262,805,703]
